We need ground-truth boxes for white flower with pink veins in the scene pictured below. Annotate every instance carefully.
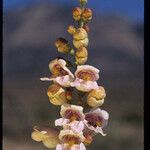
[56,129,86,150]
[71,65,99,92]
[40,58,74,87]
[84,108,109,136]
[55,104,85,133]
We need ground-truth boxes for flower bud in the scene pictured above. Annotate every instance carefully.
[47,84,67,105]
[87,86,106,107]
[73,7,82,21]
[55,38,70,53]
[68,25,76,34]
[73,28,88,40]
[82,8,93,22]
[79,0,87,5]
[65,90,72,101]
[75,47,88,65]
[73,38,89,49]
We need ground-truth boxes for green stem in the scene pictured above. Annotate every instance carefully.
[80,20,84,28]
[79,3,85,28]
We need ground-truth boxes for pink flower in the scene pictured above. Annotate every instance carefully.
[71,65,99,92]
[40,59,74,87]
[55,104,85,133]
[84,108,109,136]
[56,129,86,150]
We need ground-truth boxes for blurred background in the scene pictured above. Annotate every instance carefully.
[3,0,144,150]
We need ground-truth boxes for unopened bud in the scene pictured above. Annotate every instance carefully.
[65,91,72,101]
[82,8,93,22]
[75,47,88,65]
[55,38,70,53]
[68,25,76,34]
[73,28,88,40]
[79,0,88,5]
[73,38,89,49]
[87,86,106,107]
[73,7,82,21]
[69,49,75,55]
[47,84,67,105]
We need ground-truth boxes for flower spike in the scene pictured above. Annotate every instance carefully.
[32,0,109,149]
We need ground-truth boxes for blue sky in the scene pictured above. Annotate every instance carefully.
[4,0,144,23]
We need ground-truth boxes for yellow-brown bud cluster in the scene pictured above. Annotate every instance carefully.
[87,86,106,107]
[67,26,89,64]
[55,38,71,54]
[75,47,88,65]
[69,2,93,65]
[72,7,92,22]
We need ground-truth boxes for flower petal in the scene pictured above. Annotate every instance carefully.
[57,59,74,79]
[101,110,109,120]
[49,59,74,79]
[31,131,43,142]
[95,127,106,136]
[71,143,86,150]
[61,104,83,117]
[71,145,79,150]
[56,144,63,150]
[43,137,60,148]
[55,118,69,126]
[31,126,60,148]
[71,78,83,87]
[70,121,85,133]
[88,108,109,127]
[75,80,99,92]
[79,143,86,150]
[55,75,72,87]
[59,129,85,143]
[75,65,99,80]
